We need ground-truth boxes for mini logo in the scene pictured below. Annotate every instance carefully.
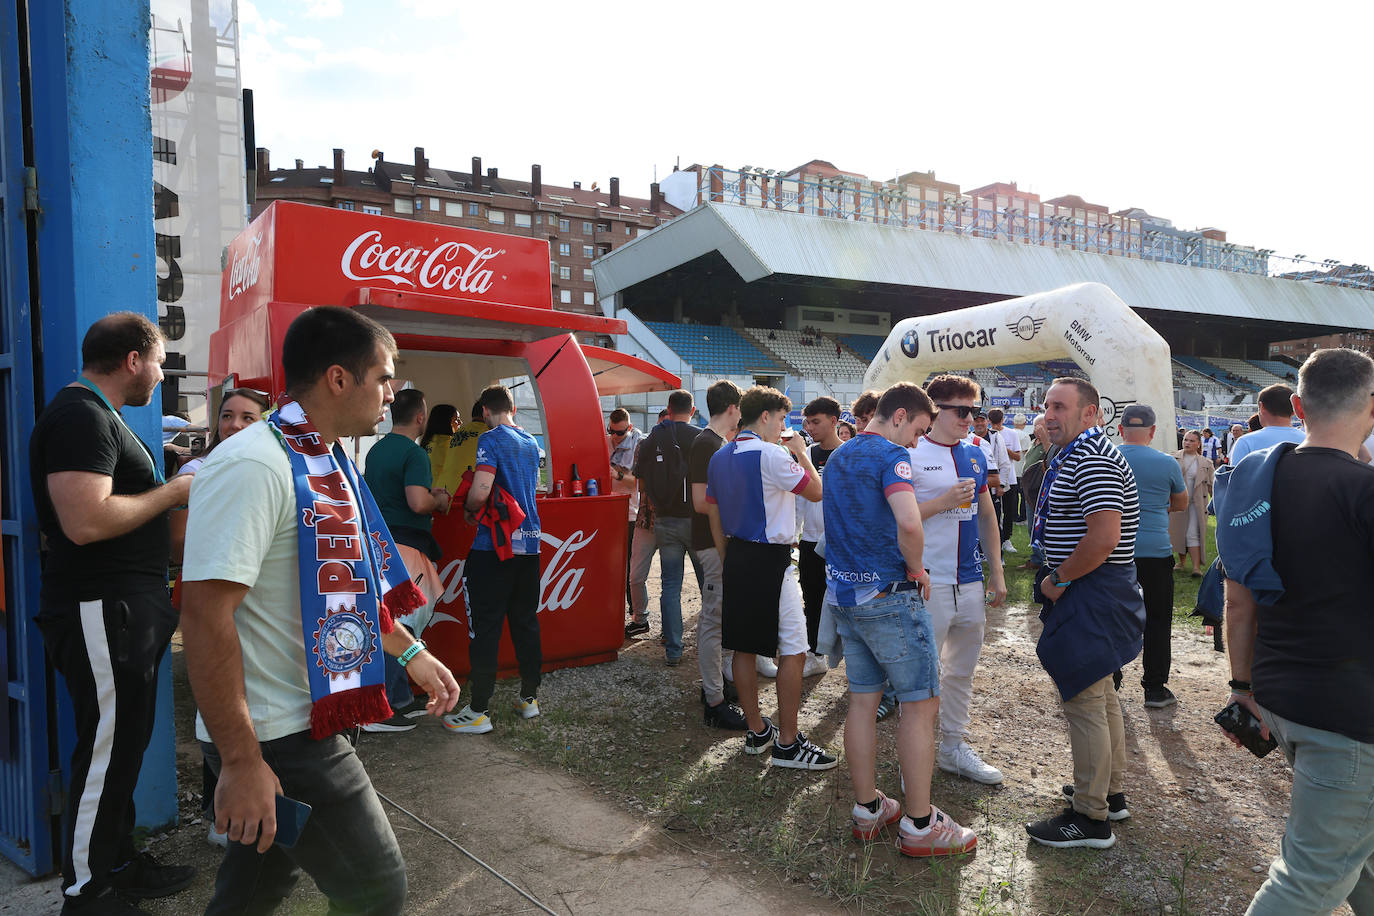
[1098,397,1134,428]
[894,460,913,480]
[901,328,920,358]
[313,603,377,679]
[1007,314,1046,341]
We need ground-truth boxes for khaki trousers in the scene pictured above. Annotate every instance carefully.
[1062,674,1126,820]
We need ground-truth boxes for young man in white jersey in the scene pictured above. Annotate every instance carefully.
[909,375,1007,785]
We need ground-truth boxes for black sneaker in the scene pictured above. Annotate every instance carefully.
[61,888,150,915]
[396,696,430,719]
[624,619,650,637]
[361,711,418,733]
[108,850,196,899]
[1061,785,1131,821]
[703,699,748,731]
[744,716,777,755]
[771,733,839,771]
[1026,808,1115,848]
[1143,685,1177,709]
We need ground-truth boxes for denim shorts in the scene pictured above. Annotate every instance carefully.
[827,590,940,702]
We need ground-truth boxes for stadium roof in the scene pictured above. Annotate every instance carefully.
[594,203,1373,342]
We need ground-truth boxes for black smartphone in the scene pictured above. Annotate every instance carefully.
[1214,701,1278,758]
[274,794,312,848]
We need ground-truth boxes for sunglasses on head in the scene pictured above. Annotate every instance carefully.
[935,404,978,419]
[607,427,629,437]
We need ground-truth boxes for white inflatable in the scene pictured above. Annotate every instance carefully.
[864,282,1175,452]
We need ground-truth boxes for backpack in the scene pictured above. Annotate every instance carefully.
[644,421,688,512]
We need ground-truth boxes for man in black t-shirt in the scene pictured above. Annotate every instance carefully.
[28,313,196,912]
[797,396,842,676]
[688,381,746,729]
[633,389,701,666]
[1223,348,1374,914]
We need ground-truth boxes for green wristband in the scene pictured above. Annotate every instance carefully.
[398,639,427,668]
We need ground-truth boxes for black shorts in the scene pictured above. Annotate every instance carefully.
[721,538,790,656]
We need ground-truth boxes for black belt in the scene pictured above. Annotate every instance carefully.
[893,581,922,592]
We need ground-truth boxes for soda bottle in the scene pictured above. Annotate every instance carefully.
[570,463,584,497]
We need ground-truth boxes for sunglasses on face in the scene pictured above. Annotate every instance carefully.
[935,404,977,419]
[607,427,629,437]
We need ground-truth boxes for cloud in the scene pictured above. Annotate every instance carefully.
[397,0,458,18]
[283,35,324,51]
[302,0,342,18]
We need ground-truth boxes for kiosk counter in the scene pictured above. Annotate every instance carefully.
[208,201,679,678]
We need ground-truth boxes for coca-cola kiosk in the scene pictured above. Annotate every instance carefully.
[210,201,679,678]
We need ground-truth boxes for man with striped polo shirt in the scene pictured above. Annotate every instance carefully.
[824,382,978,857]
[706,386,835,770]
[1026,377,1144,850]
[909,375,1007,785]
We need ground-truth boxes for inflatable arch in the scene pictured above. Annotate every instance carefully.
[864,282,1176,452]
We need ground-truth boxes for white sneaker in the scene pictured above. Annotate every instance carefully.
[722,654,734,682]
[207,823,228,848]
[1002,540,1018,554]
[802,653,828,678]
[441,705,493,734]
[756,656,779,677]
[937,742,1004,785]
[515,696,540,719]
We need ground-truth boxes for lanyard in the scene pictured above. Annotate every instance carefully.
[1030,426,1102,549]
[76,378,165,485]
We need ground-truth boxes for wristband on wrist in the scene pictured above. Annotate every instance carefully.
[1049,566,1073,587]
[398,639,427,668]
[1227,678,1252,693]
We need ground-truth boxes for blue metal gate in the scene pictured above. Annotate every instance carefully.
[0,0,57,877]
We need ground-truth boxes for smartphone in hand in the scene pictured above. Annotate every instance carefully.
[274,794,312,848]
[1214,701,1278,758]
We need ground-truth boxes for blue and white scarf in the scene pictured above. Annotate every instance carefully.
[1030,425,1104,553]
[268,398,425,738]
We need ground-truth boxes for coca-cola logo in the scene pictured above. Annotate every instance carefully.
[341,229,505,295]
[432,529,597,624]
[227,231,263,301]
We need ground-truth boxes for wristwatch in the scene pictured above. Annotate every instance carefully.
[1048,567,1073,587]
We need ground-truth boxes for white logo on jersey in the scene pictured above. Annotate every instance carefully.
[894,461,913,480]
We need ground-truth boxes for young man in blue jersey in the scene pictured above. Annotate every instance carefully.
[444,384,544,734]
[706,386,835,770]
[824,382,978,857]
[910,375,1007,786]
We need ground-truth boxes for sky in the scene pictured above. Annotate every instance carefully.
[239,0,1372,269]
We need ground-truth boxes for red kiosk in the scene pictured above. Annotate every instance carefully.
[209,201,679,677]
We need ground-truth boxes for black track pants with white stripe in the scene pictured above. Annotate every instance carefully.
[36,586,177,900]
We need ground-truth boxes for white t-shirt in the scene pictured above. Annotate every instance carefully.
[1013,427,1032,475]
[909,437,989,585]
[1365,431,1374,465]
[969,432,1011,486]
[182,420,312,743]
[996,426,1021,485]
[706,432,809,545]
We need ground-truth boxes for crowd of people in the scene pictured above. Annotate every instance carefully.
[24,309,1373,914]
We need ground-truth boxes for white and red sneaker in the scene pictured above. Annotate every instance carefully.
[897,804,977,857]
[851,790,903,841]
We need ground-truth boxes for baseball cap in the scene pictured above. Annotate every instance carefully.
[1120,405,1156,428]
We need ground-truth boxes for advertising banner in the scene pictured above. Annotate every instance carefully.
[151,0,246,418]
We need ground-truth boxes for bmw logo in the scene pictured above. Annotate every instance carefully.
[901,328,920,358]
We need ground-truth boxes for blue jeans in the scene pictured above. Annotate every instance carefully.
[202,731,407,915]
[654,516,701,660]
[383,625,415,711]
[826,591,940,703]
[1248,708,1374,915]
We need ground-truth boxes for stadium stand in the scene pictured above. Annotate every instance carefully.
[742,328,869,381]
[1171,359,1238,401]
[641,321,786,376]
[997,363,1050,385]
[1175,355,1259,392]
[1208,357,1290,389]
[840,334,886,362]
[1247,359,1299,383]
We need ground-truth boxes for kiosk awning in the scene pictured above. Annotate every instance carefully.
[581,345,681,395]
[346,287,627,341]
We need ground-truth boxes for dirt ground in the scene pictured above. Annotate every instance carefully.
[109,538,1347,915]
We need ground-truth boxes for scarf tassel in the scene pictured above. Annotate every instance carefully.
[310,684,393,740]
[380,579,427,634]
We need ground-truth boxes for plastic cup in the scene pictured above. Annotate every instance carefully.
[958,477,975,509]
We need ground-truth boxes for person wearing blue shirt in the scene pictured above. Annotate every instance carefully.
[823,382,978,858]
[1117,405,1188,710]
[1228,384,1305,467]
[444,384,544,735]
